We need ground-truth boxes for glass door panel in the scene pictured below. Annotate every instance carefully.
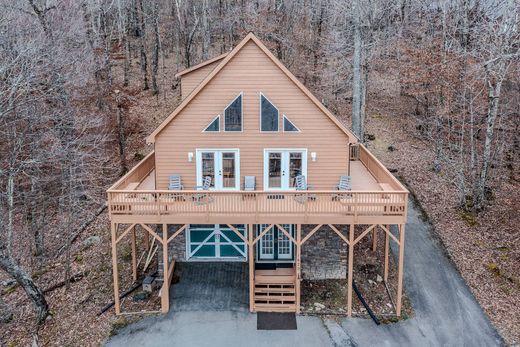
[222,152,236,188]
[258,224,274,260]
[268,152,282,189]
[288,152,302,188]
[277,224,293,259]
[201,152,215,188]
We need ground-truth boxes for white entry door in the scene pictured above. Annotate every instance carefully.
[264,149,307,190]
[196,149,240,190]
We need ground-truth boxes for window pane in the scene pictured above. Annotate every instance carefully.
[269,152,282,188]
[225,95,242,131]
[261,94,278,131]
[201,152,215,187]
[222,152,236,188]
[289,152,302,188]
[204,116,219,132]
[283,116,299,132]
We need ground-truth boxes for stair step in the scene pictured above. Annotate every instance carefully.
[254,287,295,294]
[255,275,295,284]
[254,294,295,302]
[254,303,296,312]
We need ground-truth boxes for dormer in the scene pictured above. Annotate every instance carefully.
[175,53,228,99]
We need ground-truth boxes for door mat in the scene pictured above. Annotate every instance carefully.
[257,312,297,330]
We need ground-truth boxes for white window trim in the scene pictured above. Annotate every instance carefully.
[196,148,240,191]
[259,92,279,133]
[223,92,243,132]
[263,148,308,191]
[202,114,221,132]
[282,114,301,133]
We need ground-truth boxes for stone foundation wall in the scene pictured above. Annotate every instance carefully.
[158,224,347,280]
[301,225,347,280]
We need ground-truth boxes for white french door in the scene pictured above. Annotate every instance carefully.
[196,149,240,190]
[257,224,294,261]
[263,149,307,190]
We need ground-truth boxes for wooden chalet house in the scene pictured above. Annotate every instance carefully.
[107,33,408,316]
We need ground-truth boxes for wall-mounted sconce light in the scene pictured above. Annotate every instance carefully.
[311,152,317,162]
[188,152,194,162]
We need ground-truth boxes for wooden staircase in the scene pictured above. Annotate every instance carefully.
[253,268,297,312]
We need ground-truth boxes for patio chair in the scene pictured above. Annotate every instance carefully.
[244,176,256,191]
[169,175,183,190]
[193,176,214,205]
[333,175,352,201]
[294,175,315,204]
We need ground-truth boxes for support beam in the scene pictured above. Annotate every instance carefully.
[226,224,248,244]
[110,223,121,315]
[372,227,377,252]
[353,224,376,245]
[140,223,163,244]
[276,224,296,244]
[253,224,274,245]
[167,224,188,244]
[396,224,406,316]
[161,224,169,313]
[300,224,323,245]
[329,224,350,245]
[116,223,137,244]
[248,223,254,313]
[384,224,389,282]
[131,225,137,281]
[144,226,150,251]
[347,224,354,317]
[296,224,302,314]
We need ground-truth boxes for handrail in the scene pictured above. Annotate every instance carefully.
[107,151,155,191]
[357,144,408,192]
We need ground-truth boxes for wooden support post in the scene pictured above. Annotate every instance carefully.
[396,224,406,317]
[110,222,121,315]
[131,225,137,282]
[347,224,354,317]
[372,226,377,252]
[143,225,150,251]
[296,224,302,314]
[161,224,169,313]
[384,224,389,282]
[248,223,254,312]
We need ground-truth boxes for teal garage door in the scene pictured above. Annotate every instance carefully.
[188,224,246,260]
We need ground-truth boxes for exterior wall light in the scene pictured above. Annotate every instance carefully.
[188,152,194,162]
[311,152,317,162]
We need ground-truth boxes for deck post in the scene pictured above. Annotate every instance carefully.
[161,223,169,313]
[372,226,377,252]
[131,225,137,281]
[143,225,150,251]
[248,223,254,312]
[296,224,302,314]
[396,224,406,316]
[347,224,354,317]
[110,222,121,315]
[384,224,389,282]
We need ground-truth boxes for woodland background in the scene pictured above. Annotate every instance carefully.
[0,0,519,345]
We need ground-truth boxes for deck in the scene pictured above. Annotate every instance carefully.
[107,144,408,225]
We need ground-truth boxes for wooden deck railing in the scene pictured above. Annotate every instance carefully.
[357,144,405,191]
[108,151,155,191]
[107,190,407,221]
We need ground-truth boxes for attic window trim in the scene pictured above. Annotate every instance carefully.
[259,92,279,133]
[223,92,243,132]
[283,114,301,133]
[203,114,221,132]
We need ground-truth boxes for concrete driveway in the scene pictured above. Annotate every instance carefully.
[106,199,504,347]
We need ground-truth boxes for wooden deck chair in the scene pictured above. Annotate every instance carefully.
[193,176,214,205]
[294,175,315,204]
[333,175,352,200]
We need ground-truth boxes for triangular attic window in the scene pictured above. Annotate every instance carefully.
[283,115,300,132]
[203,115,220,132]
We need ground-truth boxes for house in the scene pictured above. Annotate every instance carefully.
[107,33,408,317]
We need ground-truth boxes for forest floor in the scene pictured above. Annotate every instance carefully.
[1,57,518,346]
[361,89,520,345]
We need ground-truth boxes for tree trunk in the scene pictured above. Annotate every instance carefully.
[0,255,48,324]
[351,0,363,141]
[151,3,160,95]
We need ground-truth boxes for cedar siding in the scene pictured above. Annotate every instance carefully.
[179,59,223,98]
[155,40,351,190]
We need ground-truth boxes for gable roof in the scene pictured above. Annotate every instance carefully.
[174,52,228,78]
[146,33,357,143]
